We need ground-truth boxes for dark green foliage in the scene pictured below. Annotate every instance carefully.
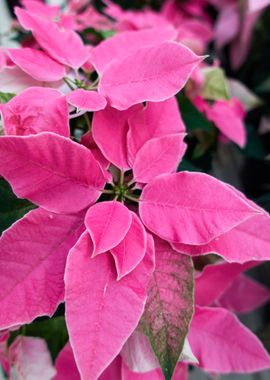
[0,92,15,104]
[0,178,35,235]
[9,316,68,361]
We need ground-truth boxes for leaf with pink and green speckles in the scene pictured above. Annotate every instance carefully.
[140,237,194,380]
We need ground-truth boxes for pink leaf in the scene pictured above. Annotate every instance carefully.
[205,98,246,147]
[189,306,270,373]
[15,7,90,68]
[54,343,80,380]
[122,362,162,380]
[214,3,240,50]
[176,19,213,54]
[230,10,261,70]
[121,331,160,373]
[107,5,171,31]
[0,332,9,376]
[0,132,105,213]
[7,48,66,82]
[93,105,141,170]
[98,356,122,380]
[0,87,69,137]
[133,134,186,183]
[141,237,193,380]
[248,0,270,12]
[122,362,187,380]
[121,333,197,374]
[217,274,270,313]
[99,41,203,110]
[90,27,177,74]
[110,212,147,279]
[84,201,132,256]
[9,336,56,380]
[139,172,260,245]
[172,213,270,263]
[21,0,60,19]
[66,89,107,111]
[0,66,43,94]
[0,49,7,69]
[0,208,83,330]
[127,97,185,165]
[81,131,109,169]
[65,231,155,380]
[195,261,257,307]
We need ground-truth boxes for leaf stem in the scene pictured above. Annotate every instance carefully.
[74,68,80,80]
[88,77,100,90]
[63,77,75,90]
[127,179,135,188]
[102,189,114,195]
[69,110,86,120]
[83,112,91,131]
[125,194,139,203]
[119,171,125,186]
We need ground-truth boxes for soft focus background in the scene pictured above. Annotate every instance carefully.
[1,0,270,379]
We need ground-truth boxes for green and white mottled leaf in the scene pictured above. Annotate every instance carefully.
[228,79,263,111]
[202,67,229,101]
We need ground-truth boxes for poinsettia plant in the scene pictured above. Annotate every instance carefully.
[0,0,270,379]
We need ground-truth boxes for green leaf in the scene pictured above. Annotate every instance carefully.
[191,129,217,160]
[140,239,194,380]
[9,317,68,361]
[256,77,270,94]
[177,94,213,133]
[81,27,115,43]
[228,79,263,111]
[201,67,230,101]
[99,30,116,39]
[177,158,203,172]
[0,178,36,234]
[0,92,16,104]
[240,124,267,160]
[257,322,270,354]
[192,142,208,160]
[255,193,270,213]
[25,317,68,360]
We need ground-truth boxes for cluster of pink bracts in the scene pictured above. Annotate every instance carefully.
[1,0,270,379]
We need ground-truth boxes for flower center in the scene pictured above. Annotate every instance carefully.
[102,169,140,204]
[114,183,129,202]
